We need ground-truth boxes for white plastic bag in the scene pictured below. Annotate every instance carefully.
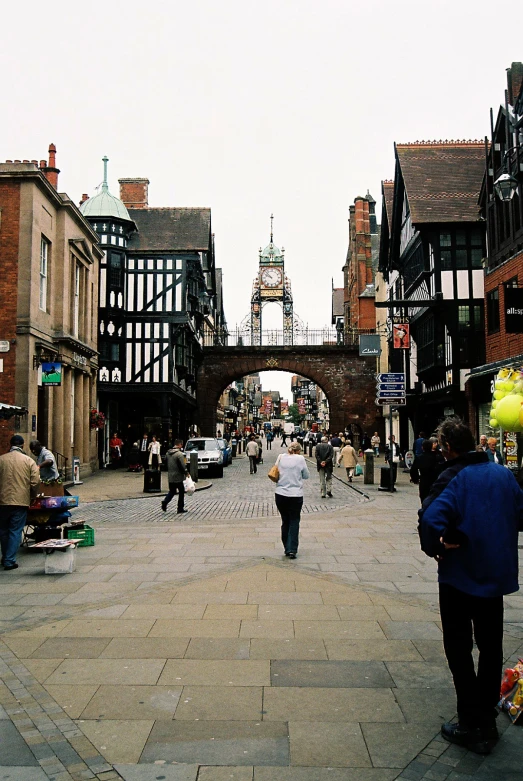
[183,475,196,496]
[44,546,77,574]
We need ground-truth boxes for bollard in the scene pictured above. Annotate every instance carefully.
[363,448,374,484]
[237,438,242,455]
[308,441,313,457]
[189,451,199,483]
[231,439,237,458]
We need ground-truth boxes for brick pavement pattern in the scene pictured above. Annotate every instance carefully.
[0,446,522,780]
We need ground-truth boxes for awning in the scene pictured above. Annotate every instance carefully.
[466,353,523,380]
[0,403,28,420]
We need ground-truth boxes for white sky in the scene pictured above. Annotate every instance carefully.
[2,0,520,396]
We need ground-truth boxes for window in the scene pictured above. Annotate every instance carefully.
[487,288,500,334]
[73,262,80,337]
[39,237,49,311]
[505,277,518,289]
[109,254,123,288]
[439,229,484,270]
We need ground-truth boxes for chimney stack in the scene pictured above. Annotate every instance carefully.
[507,62,523,106]
[42,143,60,189]
[80,193,89,206]
[118,178,150,209]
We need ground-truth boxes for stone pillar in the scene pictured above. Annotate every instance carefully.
[63,367,73,479]
[52,379,64,456]
[83,374,90,464]
[74,371,84,466]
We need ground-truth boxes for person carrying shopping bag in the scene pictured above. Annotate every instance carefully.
[340,439,359,482]
[273,442,309,559]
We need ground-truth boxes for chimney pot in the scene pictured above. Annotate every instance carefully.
[14,160,21,163]
[43,143,59,189]
[118,177,150,209]
[6,160,12,163]
[31,159,38,164]
[23,159,29,163]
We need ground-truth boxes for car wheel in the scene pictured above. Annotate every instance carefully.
[214,465,224,478]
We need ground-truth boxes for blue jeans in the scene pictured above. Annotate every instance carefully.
[0,505,28,567]
[163,482,185,512]
[275,494,303,554]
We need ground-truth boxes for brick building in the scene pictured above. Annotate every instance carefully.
[466,63,523,438]
[0,145,102,473]
[342,192,380,332]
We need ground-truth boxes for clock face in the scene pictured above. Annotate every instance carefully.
[261,267,283,288]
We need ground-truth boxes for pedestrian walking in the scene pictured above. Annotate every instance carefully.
[109,432,124,468]
[340,439,358,482]
[246,436,259,474]
[413,431,426,457]
[281,431,288,447]
[410,439,443,503]
[266,430,273,450]
[330,433,343,467]
[315,436,334,498]
[274,442,309,559]
[162,439,189,514]
[486,437,503,464]
[0,435,40,570]
[371,431,380,457]
[29,440,60,481]
[479,434,488,451]
[148,436,162,470]
[419,417,523,755]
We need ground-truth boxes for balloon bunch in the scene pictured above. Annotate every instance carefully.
[489,367,523,431]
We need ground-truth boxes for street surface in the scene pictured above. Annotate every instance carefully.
[0,446,522,781]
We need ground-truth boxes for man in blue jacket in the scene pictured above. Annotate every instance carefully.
[420,418,523,755]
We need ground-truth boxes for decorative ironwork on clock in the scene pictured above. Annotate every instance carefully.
[250,215,294,345]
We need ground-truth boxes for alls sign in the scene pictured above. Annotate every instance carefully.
[504,287,523,333]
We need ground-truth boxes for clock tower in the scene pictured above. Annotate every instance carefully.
[251,215,294,345]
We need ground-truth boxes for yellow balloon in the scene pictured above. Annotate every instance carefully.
[494,393,523,431]
[490,418,498,427]
[493,390,505,400]
[495,379,505,390]
[504,381,515,392]
[492,400,498,408]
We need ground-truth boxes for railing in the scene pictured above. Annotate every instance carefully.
[52,451,69,481]
[204,328,377,348]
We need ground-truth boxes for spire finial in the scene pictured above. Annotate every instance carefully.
[270,213,274,243]
[102,156,109,192]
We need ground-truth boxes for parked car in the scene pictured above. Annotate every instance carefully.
[216,438,232,466]
[184,438,224,478]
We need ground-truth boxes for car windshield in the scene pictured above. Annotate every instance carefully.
[186,439,218,451]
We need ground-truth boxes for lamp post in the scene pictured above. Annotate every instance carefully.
[494,172,519,202]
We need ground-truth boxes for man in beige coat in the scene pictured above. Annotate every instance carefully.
[0,435,40,570]
[340,439,359,482]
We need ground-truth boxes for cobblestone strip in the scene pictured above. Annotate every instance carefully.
[0,640,122,781]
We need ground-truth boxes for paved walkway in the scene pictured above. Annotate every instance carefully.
[1,447,522,780]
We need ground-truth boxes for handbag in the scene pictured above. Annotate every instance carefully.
[268,455,281,483]
[183,475,196,496]
[354,463,363,476]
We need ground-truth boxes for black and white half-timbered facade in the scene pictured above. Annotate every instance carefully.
[80,162,225,463]
[379,141,486,440]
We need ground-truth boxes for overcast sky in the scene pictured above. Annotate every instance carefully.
[2,0,520,397]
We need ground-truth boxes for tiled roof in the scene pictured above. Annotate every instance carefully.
[382,180,394,226]
[395,142,485,223]
[127,207,211,252]
[332,287,344,317]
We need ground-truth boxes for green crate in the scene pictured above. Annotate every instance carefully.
[66,524,95,547]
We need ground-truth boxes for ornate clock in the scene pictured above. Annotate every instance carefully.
[261,267,283,288]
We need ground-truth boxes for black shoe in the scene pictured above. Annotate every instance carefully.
[3,563,18,571]
[285,552,291,556]
[441,722,490,755]
[327,492,333,497]
[288,553,297,559]
[177,509,188,514]
[161,503,167,512]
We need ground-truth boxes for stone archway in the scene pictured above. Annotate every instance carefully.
[197,345,380,435]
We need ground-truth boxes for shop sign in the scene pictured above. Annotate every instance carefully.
[504,432,518,469]
[72,352,87,366]
[359,334,381,356]
[393,323,410,349]
[504,287,523,333]
[41,362,62,386]
[0,341,10,353]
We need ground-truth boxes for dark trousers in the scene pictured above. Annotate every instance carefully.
[275,494,303,554]
[0,505,27,567]
[249,455,257,473]
[439,582,503,728]
[163,481,185,512]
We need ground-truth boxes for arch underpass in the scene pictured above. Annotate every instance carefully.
[197,344,380,435]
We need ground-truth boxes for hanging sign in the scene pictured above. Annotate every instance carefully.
[359,334,381,356]
[393,324,410,349]
[41,362,62,386]
[504,288,523,333]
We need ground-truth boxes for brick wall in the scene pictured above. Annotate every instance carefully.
[0,181,20,451]
[484,250,523,364]
[197,346,380,436]
[118,178,149,209]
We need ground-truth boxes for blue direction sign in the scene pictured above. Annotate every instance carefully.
[377,390,406,399]
[376,373,405,382]
[375,397,406,406]
[377,382,405,392]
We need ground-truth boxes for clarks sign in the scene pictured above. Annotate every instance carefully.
[505,288,523,333]
[359,334,381,357]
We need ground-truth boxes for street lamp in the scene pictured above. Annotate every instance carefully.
[494,172,519,202]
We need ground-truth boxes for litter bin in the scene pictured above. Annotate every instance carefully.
[378,465,397,492]
[143,469,162,493]
[231,439,237,458]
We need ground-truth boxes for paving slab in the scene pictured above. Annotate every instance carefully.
[173,686,263,721]
[289,720,371,767]
[45,658,166,685]
[158,659,270,686]
[386,661,453,688]
[197,768,254,780]
[141,721,289,766]
[79,685,183,720]
[0,770,48,781]
[76,719,154,764]
[253,769,398,780]
[43,684,99,719]
[0,721,39,765]
[100,637,190,658]
[271,659,395,688]
[114,765,199,781]
[27,637,112,658]
[184,638,251,660]
[249,639,327,660]
[262,687,403,722]
[361,723,444,768]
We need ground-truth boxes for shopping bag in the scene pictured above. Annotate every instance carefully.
[354,463,363,476]
[183,476,196,496]
[268,455,281,483]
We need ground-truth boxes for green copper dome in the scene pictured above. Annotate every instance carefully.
[260,242,284,261]
[80,156,131,222]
